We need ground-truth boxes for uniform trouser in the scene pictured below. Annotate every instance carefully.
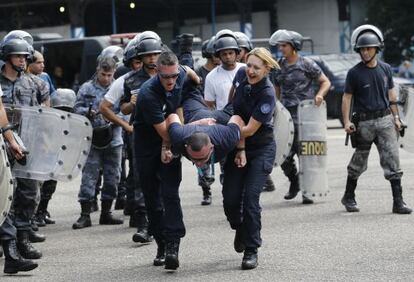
[347,115,402,181]
[281,124,299,178]
[13,178,40,231]
[198,163,214,189]
[40,180,57,202]
[127,133,145,212]
[0,215,17,241]
[136,154,184,241]
[118,144,128,198]
[78,145,122,202]
[222,141,276,249]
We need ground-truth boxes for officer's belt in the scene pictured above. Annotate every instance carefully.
[355,108,390,122]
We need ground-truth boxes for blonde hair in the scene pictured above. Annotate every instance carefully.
[246,47,280,70]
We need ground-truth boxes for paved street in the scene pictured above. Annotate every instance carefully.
[2,122,414,281]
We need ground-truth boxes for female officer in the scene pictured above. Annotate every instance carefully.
[223,47,278,270]
[269,30,330,204]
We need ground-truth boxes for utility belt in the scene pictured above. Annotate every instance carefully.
[354,108,391,122]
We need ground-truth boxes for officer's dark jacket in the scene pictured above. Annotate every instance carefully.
[232,67,276,147]
[133,66,187,158]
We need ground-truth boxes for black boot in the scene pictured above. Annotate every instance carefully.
[132,213,152,243]
[91,199,99,213]
[153,239,166,266]
[302,195,314,205]
[165,240,180,270]
[284,173,300,200]
[263,175,276,192]
[177,33,194,55]
[341,177,360,212]
[99,200,124,225]
[0,246,3,257]
[36,199,55,225]
[234,227,245,253]
[31,220,39,232]
[2,239,38,274]
[32,213,46,227]
[241,248,258,270]
[16,231,42,260]
[391,179,412,214]
[44,211,55,225]
[201,186,212,206]
[114,195,126,210]
[72,202,92,229]
[28,229,46,243]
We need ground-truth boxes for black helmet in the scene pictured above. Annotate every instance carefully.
[201,40,211,58]
[136,31,161,43]
[214,36,240,56]
[234,31,253,51]
[136,38,162,56]
[0,38,31,60]
[123,38,140,65]
[351,25,384,52]
[92,123,113,149]
[354,32,383,52]
[269,29,303,51]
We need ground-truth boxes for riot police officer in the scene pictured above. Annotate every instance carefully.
[195,36,220,92]
[269,29,331,204]
[0,84,38,274]
[133,51,201,270]
[0,36,47,260]
[72,56,124,229]
[119,31,163,243]
[341,25,412,214]
[223,48,278,270]
[234,31,253,63]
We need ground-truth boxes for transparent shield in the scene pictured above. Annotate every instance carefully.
[0,134,14,226]
[298,100,329,197]
[400,87,414,153]
[5,105,92,182]
[273,100,294,167]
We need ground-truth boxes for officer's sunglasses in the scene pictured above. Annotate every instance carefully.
[159,72,180,79]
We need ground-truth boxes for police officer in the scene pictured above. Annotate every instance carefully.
[269,29,331,204]
[234,31,253,63]
[133,51,201,270]
[166,113,243,165]
[119,31,163,243]
[195,36,220,92]
[341,25,412,214]
[223,48,278,270]
[0,36,47,260]
[72,56,124,229]
[0,84,38,274]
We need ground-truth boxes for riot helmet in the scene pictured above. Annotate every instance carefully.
[0,38,32,73]
[216,29,235,40]
[214,36,240,56]
[234,31,253,51]
[97,46,123,66]
[351,24,384,52]
[201,40,211,58]
[136,38,163,56]
[51,88,76,111]
[123,38,140,66]
[136,31,161,43]
[3,30,34,46]
[269,29,303,51]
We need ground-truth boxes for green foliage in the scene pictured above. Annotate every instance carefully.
[367,0,414,65]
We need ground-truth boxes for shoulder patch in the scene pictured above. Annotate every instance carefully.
[260,103,271,114]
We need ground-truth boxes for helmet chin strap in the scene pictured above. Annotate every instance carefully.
[11,63,24,74]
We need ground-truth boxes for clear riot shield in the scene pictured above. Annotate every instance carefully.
[0,134,14,226]
[399,86,414,153]
[5,105,92,182]
[298,100,329,197]
[273,100,295,167]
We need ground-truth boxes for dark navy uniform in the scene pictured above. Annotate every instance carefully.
[223,67,276,250]
[120,68,151,216]
[168,121,240,162]
[133,66,186,242]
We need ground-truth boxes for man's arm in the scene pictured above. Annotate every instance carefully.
[388,87,401,130]
[183,66,201,85]
[342,93,355,133]
[314,73,331,106]
[100,98,133,133]
[0,100,23,159]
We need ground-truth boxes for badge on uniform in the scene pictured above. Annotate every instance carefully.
[260,103,271,114]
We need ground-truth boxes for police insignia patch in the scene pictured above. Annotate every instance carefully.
[260,103,271,114]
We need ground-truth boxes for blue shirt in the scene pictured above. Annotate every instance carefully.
[344,60,394,113]
[232,67,276,147]
[168,122,240,162]
[39,72,57,97]
[134,66,187,157]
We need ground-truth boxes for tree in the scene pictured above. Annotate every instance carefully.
[367,0,414,65]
